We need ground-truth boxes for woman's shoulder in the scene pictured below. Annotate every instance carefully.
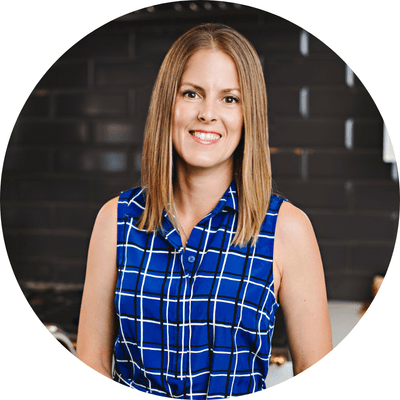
[95,196,119,229]
[274,200,319,270]
[273,200,321,290]
[95,186,143,226]
[276,201,314,242]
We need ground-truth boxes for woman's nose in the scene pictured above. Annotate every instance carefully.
[198,99,217,122]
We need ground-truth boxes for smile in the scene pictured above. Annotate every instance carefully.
[189,130,221,143]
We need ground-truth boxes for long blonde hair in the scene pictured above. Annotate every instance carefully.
[138,23,271,246]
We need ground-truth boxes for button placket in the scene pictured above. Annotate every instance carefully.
[183,250,198,393]
[174,249,190,381]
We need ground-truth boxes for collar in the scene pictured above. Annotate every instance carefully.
[124,187,146,218]
[123,181,238,249]
[124,180,238,219]
[206,179,238,216]
[162,180,238,248]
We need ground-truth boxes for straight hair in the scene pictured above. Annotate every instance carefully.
[138,23,272,246]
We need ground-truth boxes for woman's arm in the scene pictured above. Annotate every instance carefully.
[274,201,332,375]
[76,197,119,379]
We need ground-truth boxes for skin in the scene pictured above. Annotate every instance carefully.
[76,197,118,378]
[76,48,332,380]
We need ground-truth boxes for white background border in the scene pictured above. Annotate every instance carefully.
[1,1,399,398]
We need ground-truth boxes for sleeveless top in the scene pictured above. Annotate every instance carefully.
[113,181,287,399]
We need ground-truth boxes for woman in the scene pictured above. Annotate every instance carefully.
[76,23,332,398]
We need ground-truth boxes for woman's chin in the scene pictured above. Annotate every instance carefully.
[177,157,233,174]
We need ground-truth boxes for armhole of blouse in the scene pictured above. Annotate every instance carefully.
[270,195,288,306]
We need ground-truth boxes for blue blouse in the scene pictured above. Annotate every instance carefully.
[113,182,287,399]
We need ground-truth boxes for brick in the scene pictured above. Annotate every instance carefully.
[4,232,89,261]
[54,263,86,284]
[55,92,127,117]
[264,58,346,85]
[270,151,300,178]
[319,244,348,272]
[135,31,181,57]
[132,151,142,172]
[243,26,300,55]
[3,233,17,262]
[55,206,98,230]
[267,87,299,116]
[353,182,399,211]
[308,152,392,179]
[353,244,395,275]
[55,150,128,173]
[2,149,50,173]
[273,180,347,209]
[93,121,140,144]
[134,86,153,121]
[19,93,49,117]
[95,62,159,87]
[10,121,89,146]
[61,31,129,59]
[325,273,372,301]
[15,256,86,284]
[94,178,140,203]
[352,119,383,148]
[309,87,380,117]
[36,62,88,89]
[18,178,94,202]
[119,9,262,35]
[1,177,18,200]
[309,213,395,241]
[1,205,52,229]
[11,259,54,282]
[269,118,345,147]
[16,233,89,258]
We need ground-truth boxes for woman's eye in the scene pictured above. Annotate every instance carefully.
[183,90,198,99]
[224,96,239,104]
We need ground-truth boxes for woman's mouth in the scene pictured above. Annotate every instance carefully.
[189,130,221,144]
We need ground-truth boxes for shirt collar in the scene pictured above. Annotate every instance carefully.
[163,180,239,248]
[206,179,238,216]
[124,180,238,219]
[124,187,146,218]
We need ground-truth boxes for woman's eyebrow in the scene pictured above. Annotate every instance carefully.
[220,88,241,93]
[180,82,241,93]
[179,82,204,91]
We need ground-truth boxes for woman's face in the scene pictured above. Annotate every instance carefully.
[172,49,243,175]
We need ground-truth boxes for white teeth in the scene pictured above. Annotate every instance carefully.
[192,131,220,141]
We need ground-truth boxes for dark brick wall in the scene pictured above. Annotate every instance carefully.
[1,1,398,335]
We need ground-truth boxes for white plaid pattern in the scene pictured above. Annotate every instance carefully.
[113,182,287,399]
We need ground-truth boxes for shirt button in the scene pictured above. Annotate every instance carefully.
[187,255,196,263]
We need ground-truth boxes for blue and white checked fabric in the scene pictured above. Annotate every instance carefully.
[113,181,287,399]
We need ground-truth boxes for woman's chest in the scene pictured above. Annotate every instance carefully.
[115,224,277,328]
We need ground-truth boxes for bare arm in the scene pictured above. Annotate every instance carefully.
[76,197,119,379]
[273,201,332,375]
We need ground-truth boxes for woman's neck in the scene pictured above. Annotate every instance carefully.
[172,160,233,244]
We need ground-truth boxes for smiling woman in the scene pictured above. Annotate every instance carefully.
[172,49,244,248]
[172,49,243,176]
[76,23,332,399]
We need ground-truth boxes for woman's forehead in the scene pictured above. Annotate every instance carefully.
[180,49,240,86]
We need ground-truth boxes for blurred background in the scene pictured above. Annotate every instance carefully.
[1,0,398,381]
